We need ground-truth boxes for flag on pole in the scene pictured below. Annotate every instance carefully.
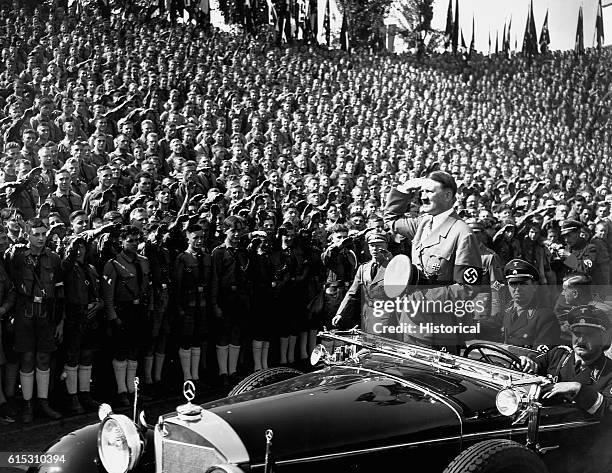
[340,7,349,52]
[469,15,475,56]
[452,0,459,53]
[267,0,278,26]
[539,9,550,53]
[444,0,453,49]
[502,23,507,53]
[507,16,512,52]
[495,30,499,54]
[522,0,538,55]
[488,30,491,55]
[596,0,605,49]
[324,0,330,47]
[575,5,584,54]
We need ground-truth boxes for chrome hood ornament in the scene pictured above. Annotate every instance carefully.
[176,381,203,422]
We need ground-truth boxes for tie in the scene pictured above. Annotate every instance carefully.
[575,359,583,375]
[370,261,378,280]
[421,216,434,241]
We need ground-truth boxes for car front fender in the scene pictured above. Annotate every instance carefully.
[26,422,155,473]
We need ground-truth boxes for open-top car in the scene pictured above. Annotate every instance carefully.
[30,329,604,473]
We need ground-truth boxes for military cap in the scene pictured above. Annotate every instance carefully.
[504,258,540,282]
[563,273,592,287]
[560,219,583,235]
[568,305,610,332]
[365,230,388,245]
[495,179,508,190]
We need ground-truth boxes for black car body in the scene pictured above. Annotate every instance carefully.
[30,330,602,473]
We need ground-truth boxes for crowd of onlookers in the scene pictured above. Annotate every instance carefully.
[0,0,610,424]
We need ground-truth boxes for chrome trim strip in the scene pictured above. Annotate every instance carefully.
[250,435,462,467]
[165,409,250,464]
[249,417,598,467]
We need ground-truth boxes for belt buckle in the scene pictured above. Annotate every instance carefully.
[162,284,168,290]
[34,296,43,303]
[133,299,140,305]
[198,286,204,293]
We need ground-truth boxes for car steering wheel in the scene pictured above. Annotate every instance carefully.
[463,343,522,370]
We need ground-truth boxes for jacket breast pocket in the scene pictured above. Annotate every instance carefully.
[423,247,455,281]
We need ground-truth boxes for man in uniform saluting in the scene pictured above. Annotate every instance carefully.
[384,171,482,352]
[332,230,397,338]
[102,225,150,407]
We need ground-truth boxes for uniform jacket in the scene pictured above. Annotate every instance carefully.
[5,245,62,301]
[210,243,251,307]
[563,240,599,280]
[477,244,506,318]
[337,258,399,338]
[173,249,211,310]
[46,190,84,224]
[101,251,150,320]
[384,188,482,345]
[535,347,612,419]
[501,301,561,348]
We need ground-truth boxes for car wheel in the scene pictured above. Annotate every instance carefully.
[443,439,548,473]
[228,367,303,397]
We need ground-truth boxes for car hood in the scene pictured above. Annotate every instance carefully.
[197,354,508,464]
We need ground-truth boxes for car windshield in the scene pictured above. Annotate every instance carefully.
[320,329,546,390]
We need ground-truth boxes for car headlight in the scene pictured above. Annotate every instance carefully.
[98,414,144,473]
[496,388,522,416]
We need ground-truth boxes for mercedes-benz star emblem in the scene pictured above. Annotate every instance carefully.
[183,380,196,403]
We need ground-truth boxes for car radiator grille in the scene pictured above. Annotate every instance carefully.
[157,437,227,473]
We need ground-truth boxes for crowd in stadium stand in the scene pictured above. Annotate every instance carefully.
[0,0,611,424]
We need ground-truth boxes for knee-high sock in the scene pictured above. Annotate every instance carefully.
[143,355,154,384]
[228,344,241,375]
[20,370,34,401]
[36,368,50,399]
[279,337,289,364]
[190,347,201,381]
[287,335,297,364]
[153,353,165,383]
[5,362,18,398]
[112,359,128,394]
[179,348,192,381]
[299,331,308,359]
[252,340,263,371]
[78,365,92,393]
[65,365,78,395]
[216,345,229,375]
[126,360,138,393]
[262,342,270,370]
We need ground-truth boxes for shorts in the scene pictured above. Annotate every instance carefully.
[112,304,150,359]
[13,299,57,353]
[214,292,249,343]
[0,316,17,363]
[64,306,101,362]
[250,289,277,341]
[176,306,207,343]
[150,290,170,338]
